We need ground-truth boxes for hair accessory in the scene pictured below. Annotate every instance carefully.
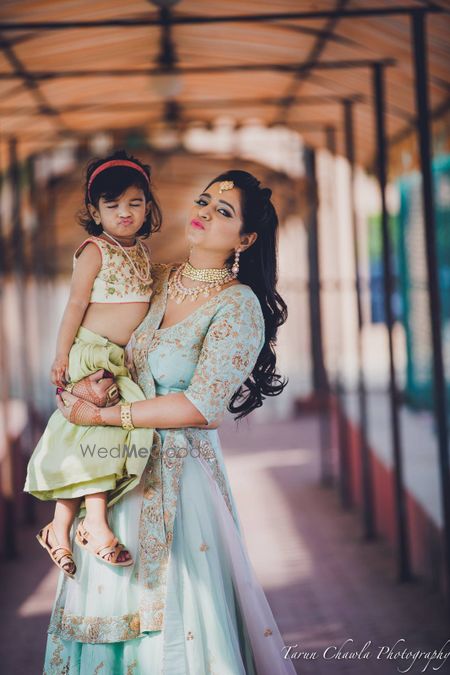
[218,180,234,194]
[120,403,135,431]
[88,160,150,201]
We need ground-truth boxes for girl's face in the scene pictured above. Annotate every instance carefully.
[88,185,150,238]
[187,181,255,261]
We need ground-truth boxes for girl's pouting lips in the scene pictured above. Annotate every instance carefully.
[119,218,133,225]
[191,219,205,230]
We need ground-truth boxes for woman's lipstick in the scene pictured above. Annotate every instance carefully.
[191,219,205,230]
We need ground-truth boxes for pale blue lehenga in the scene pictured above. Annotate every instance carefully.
[43,264,296,675]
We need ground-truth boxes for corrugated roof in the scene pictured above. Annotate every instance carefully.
[0,0,449,165]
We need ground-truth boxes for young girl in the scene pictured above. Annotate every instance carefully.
[24,150,162,578]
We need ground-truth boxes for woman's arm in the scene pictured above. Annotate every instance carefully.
[56,391,210,428]
[51,244,101,386]
[56,289,264,430]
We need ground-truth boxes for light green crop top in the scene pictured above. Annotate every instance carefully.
[73,236,153,303]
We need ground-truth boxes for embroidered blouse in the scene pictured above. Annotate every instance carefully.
[133,263,266,424]
[73,236,153,303]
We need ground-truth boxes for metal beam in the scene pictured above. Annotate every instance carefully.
[0,94,365,116]
[304,145,333,486]
[0,34,67,128]
[411,9,450,602]
[343,98,376,541]
[372,62,411,582]
[0,6,442,31]
[274,0,350,123]
[0,58,397,81]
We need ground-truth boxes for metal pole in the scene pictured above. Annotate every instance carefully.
[325,126,352,507]
[372,63,411,582]
[343,99,376,540]
[411,10,450,601]
[304,146,333,487]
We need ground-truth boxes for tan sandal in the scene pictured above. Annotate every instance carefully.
[36,522,76,579]
[75,520,133,567]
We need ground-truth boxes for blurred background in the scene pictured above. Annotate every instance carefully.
[0,1,449,673]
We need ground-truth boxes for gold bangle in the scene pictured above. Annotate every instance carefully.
[65,382,75,393]
[120,403,135,431]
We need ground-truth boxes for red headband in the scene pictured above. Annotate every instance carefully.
[87,159,150,200]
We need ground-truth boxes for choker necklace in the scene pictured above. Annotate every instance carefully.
[168,261,236,304]
[182,260,232,284]
[102,231,152,283]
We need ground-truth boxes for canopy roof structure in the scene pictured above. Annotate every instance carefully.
[0,0,449,166]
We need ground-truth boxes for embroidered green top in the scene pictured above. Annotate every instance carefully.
[74,236,153,303]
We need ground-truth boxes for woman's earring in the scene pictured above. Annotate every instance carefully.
[232,249,240,277]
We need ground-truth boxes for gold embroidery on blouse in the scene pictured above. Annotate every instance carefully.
[264,628,273,636]
[93,662,105,673]
[199,542,209,552]
[187,631,194,640]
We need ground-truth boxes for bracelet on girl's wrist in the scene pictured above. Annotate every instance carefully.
[120,403,135,431]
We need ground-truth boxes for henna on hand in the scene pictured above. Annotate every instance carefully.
[69,399,104,426]
[71,379,105,406]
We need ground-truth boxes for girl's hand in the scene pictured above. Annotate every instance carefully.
[69,370,120,407]
[51,355,70,387]
[56,391,104,426]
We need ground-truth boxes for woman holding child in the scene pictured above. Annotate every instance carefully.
[27,151,295,674]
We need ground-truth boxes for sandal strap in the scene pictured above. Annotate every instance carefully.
[76,521,131,564]
[77,521,90,541]
[95,537,121,561]
[39,523,76,574]
[54,551,75,569]
[51,545,73,562]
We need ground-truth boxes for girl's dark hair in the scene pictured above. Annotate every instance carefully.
[205,169,288,420]
[78,149,162,238]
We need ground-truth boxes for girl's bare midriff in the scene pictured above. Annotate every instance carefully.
[81,302,149,346]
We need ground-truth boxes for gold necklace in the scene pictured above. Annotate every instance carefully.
[182,260,232,284]
[102,231,152,283]
[168,262,236,304]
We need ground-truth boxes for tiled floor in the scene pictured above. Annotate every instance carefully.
[221,415,450,675]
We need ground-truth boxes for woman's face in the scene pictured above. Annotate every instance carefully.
[187,181,247,260]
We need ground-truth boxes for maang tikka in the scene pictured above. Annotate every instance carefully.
[218,180,234,194]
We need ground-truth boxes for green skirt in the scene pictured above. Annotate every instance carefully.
[24,326,154,516]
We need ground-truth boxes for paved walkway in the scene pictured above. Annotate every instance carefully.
[1,414,449,674]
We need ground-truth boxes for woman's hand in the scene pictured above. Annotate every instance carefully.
[56,391,104,426]
[51,355,70,387]
[68,370,120,407]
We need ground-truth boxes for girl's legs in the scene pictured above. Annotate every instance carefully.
[83,492,131,563]
[51,497,83,550]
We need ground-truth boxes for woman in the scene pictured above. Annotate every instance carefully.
[43,171,296,674]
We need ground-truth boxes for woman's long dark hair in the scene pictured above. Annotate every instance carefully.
[78,149,162,238]
[205,170,288,420]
